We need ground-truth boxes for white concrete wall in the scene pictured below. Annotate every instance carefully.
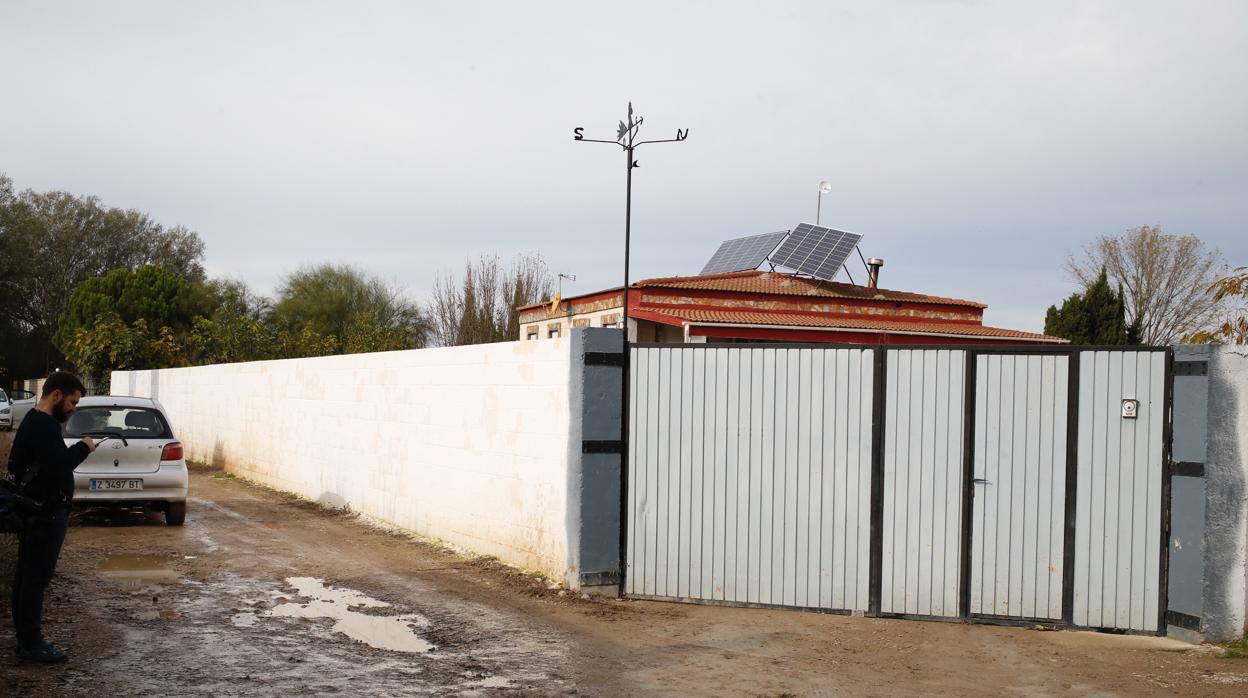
[112,339,576,581]
[1206,347,1248,642]
[1173,345,1248,642]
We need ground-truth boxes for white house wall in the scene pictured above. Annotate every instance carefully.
[113,339,575,582]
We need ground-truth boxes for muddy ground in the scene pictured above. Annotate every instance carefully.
[1,432,1246,696]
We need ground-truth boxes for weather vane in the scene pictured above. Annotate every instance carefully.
[573,102,688,337]
[573,104,688,594]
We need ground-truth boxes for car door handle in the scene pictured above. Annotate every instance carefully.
[973,478,991,485]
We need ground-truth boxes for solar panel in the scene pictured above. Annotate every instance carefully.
[700,231,790,275]
[767,223,863,282]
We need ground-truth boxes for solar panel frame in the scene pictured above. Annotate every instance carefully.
[699,230,790,275]
[768,223,863,282]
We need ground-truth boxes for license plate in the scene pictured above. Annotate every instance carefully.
[90,479,144,491]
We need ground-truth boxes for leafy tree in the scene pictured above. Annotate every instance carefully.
[1066,225,1224,344]
[0,173,206,377]
[56,265,205,349]
[55,265,205,388]
[428,253,553,346]
[186,313,275,365]
[276,322,340,359]
[62,315,184,392]
[204,278,271,321]
[1045,268,1142,345]
[272,264,428,353]
[1184,266,1248,345]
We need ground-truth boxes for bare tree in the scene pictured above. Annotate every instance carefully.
[1065,225,1224,345]
[428,253,553,346]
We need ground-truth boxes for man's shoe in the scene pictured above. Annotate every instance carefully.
[16,643,67,663]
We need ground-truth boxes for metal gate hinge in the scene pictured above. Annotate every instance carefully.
[1174,361,1208,377]
[584,352,625,367]
[582,440,623,454]
[1168,461,1205,477]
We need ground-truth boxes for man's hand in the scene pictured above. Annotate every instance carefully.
[81,436,97,453]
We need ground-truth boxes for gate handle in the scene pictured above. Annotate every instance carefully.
[973,478,991,485]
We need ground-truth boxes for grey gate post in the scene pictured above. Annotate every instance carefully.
[566,328,626,593]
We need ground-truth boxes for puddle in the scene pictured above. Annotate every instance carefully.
[253,577,434,654]
[96,554,180,590]
[230,613,257,627]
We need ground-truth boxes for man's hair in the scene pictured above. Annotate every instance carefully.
[41,371,87,398]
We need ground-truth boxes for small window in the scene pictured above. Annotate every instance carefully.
[548,325,561,339]
[526,329,538,341]
[600,318,618,328]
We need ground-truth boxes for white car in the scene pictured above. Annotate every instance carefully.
[2,388,35,431]
[0,388,11,430]
[62,396,189,526]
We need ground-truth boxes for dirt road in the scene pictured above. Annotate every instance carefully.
[1,450,1245,695]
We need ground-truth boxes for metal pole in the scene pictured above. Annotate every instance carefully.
[618,143,633,596]
[623,146,633,336]
[571,105,687,597]
[817,191,822,225]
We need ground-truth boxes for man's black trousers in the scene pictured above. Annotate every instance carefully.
[10,509,68,650]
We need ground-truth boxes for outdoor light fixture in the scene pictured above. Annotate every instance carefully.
[817,180,832,224]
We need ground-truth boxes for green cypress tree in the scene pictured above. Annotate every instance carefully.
[1044,268,1141,345]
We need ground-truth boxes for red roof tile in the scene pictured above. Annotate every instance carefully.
[635,270,987,308]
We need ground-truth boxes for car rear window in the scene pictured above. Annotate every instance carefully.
[63,406,173,439]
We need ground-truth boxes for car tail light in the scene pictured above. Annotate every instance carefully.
[161,442,184,461]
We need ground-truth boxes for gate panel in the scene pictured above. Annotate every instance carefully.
[880,349,967,617]
[625,346,873,611]
[1073,351,1165,632]
[969,353,1068,620]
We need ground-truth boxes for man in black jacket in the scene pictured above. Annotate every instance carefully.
[7,372,96,663]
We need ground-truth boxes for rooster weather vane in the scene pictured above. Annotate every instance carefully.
[573,102,688,168]
[571,102,689,339]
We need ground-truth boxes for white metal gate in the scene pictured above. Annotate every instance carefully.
[625,346,874,610]
[1073,350,1166,632]
[623,344,1171,634]
[968,353,1069,621]
[880,349,966,618]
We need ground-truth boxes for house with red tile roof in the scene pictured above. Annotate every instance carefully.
[517,269,1065,345]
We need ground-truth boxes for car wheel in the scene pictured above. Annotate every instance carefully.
[165,501,187,526]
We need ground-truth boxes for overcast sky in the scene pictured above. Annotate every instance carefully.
[2,1,1245,332]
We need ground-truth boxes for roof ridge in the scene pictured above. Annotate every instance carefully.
[636,269,765,284]
[652,307,1063,341]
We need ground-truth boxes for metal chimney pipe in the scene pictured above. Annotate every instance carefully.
[867,258,884,289]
